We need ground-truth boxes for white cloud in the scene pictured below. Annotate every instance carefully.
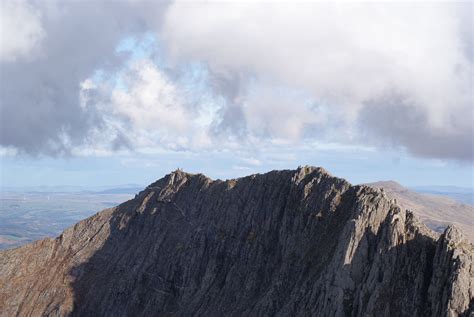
[0,0,44,62]
[112,59,186,133]
[242,84,322,141]
[161,1,473,160]
[241,157,262,166]
[92,59,213,151]
[0,146,17,157]
[0,0,171,156]
[1,1,472,162]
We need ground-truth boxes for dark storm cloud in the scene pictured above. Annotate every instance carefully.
[0,0,169,155]
[209,72,247,138]
[358,95,473,162]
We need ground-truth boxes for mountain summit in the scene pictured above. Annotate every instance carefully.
[0,167,472,316]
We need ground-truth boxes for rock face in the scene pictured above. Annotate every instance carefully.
[0,167,472,316]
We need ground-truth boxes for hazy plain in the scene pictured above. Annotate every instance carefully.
[0,191,135,249]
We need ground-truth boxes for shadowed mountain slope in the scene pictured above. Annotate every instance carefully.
[0,167,472,316]
[366,181,474,243]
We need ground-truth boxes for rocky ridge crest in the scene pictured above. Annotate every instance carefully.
[0,167,472,316]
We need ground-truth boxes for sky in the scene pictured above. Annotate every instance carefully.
[0,0,473,188]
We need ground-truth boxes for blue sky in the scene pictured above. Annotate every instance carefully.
[0,1,472,189]
[1,145,472,188]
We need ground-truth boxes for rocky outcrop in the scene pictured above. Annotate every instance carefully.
[0,167,472,316]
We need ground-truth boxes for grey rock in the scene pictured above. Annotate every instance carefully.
[0,167,472,316]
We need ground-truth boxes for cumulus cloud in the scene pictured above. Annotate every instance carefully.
[359,93,473,161]
[0,0,168,155]
[0,0,44,62]
[0,0,472,162]
[241,84,322,141]
[161,1,473,160]
[102,59,212,150]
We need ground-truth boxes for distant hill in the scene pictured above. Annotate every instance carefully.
[410,185,473,205]
[1,184,144,195]
[366,181,474,242]
[94,187,143,195]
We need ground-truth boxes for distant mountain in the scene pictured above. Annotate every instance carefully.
[0,185,86,193]
[94,187,144,195]
[410,185,473,205]
[366,181,474,242]
[0,168,472,316]
[1,184,144,195]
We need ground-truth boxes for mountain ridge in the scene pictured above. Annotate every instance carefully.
[0,167,472,316]
[366,180,474,242]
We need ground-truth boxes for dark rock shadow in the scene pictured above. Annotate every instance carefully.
[66,172,470,316]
